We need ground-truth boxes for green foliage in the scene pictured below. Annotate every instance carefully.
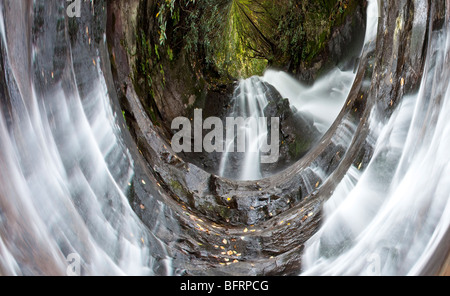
[134,28,160,125]
[182,0,274,78]
[154,44,160,60]
[299,0,356,63]
[220,0,273,78]
[141,0,357,81]
[167,46,174,61]
[277,0,306,67]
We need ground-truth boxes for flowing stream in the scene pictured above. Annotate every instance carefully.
[0,0,449,276]
[218,77,271,181]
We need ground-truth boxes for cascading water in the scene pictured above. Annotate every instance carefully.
[0,1,153,275]
[219,77,270,181]
[219,60,358,181]
[262,68,357,134]
[301,2,450,276]
[218,0,377,181]
[0,0,449,277]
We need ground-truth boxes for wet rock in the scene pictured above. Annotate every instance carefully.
[106,0,439,276]
[293,0,368,84]
[262,83,321,175]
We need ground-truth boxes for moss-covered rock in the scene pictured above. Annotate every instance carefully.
[171,0,366,81]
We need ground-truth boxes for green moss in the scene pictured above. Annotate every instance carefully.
[130,0,362,128]
[167,46,174,62]
[133,28,165,126]
[152,0,360,80]
[300,0,360,66]
[211,0,271,78]
[218,205,233,220]
[289,138,312,158]
[180,0,359,78]
[169,179,189,197]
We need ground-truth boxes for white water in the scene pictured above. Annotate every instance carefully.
[1,0,449,277]
[261,0,381,135]
[0,2,152,275]
[301,19,450,276]
[218,66,355,181]
[262,68,356,133]
[219,0,376,181]
[218,77,270,181]
[219,51,358,181]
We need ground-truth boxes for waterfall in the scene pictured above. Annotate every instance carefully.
[1,0,449,277]
[301,12,450,276]
[219,77,270,181]
[262,68,356,134]
[218,63,357,181]
[0,1,151,275]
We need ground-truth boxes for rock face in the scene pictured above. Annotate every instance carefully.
[292,0,368,83]
[107,0,236,138]
[108,0,367,134]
